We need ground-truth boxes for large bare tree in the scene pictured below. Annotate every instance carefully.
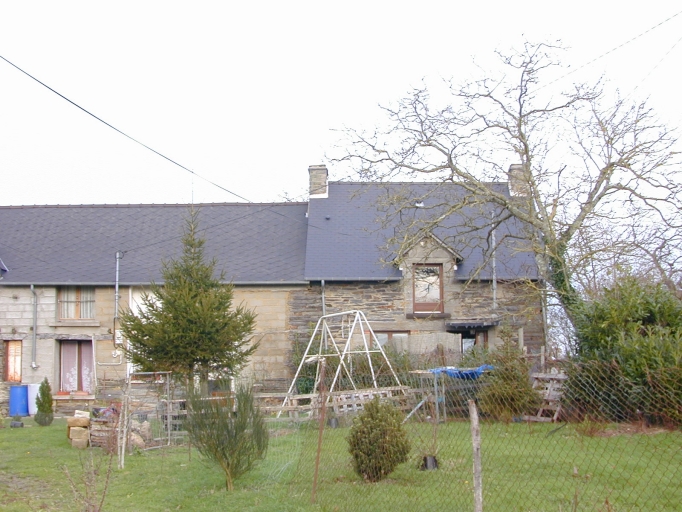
[335,42,681,332]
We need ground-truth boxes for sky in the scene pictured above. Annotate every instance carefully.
[1,2,680,206]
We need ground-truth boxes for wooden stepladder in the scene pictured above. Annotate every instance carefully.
[523,372,567,422]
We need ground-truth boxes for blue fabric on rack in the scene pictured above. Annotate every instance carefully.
[429,364,493,380]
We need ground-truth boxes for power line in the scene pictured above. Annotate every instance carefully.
[0,55,372,257]
[0,54,251,203]
[540,8,682,90]
[627,33,682,99]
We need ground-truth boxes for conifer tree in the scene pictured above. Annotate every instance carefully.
[478,329,541,422]
[34,377,54,426]
[119,209,257,383]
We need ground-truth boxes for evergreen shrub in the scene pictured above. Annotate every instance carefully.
[477,336,541,422]
[347,398,410,482]
[34,377,54,426]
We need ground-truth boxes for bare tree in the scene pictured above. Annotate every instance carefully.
[335,42,681,331]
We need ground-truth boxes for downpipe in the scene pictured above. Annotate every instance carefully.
[30,285,38,370]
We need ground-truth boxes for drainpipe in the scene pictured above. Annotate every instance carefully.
[321,280,327,350]
[491,213,497,310]
[114,251,122,329]
[30,285,39,369]
[98,251,123,366]
[321,280,326,316]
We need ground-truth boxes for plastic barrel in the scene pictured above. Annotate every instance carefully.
[27,383,40,415]
[9,385,29,417]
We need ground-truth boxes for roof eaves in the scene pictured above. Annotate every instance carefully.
[305,276,402,282]
[230,281,310,286]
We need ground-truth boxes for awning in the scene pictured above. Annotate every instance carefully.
[445,318,500,331]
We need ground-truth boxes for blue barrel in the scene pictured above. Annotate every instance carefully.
[9,385,29,417]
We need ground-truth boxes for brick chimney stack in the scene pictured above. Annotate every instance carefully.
[508,164,530,197]
[308,164,328,197]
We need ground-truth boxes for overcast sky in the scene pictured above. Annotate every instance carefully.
[1,2,680,206]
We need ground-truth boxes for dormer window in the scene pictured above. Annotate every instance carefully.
[413,264,443,313]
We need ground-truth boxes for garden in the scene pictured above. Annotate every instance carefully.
[2,388,681,511]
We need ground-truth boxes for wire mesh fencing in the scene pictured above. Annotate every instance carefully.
[275,353,682,511]
[109,355,682,511]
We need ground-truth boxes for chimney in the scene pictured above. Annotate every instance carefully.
[508,163,530,197]
[308,164,328,197]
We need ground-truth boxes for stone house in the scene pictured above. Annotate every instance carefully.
[0,165,545,415]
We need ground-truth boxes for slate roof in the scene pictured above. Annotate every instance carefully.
[0,203,309,285]
[0,181,539,286]
[304,182,539,281]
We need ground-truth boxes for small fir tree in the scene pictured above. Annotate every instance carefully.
[119,209,257,385]
[478,331,541,422]
[184,384,268,491]
[34,377,54,426]
[347,398,411,482]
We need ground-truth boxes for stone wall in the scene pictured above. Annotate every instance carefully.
[287,281,408,347]
[0,383,7,417]
[0,285,122,393]
[286,281,464,372]
[0,337,4,378]
[0,277,544,397]
[401,237,545,351]
[456,280,545,351]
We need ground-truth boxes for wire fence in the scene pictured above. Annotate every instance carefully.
[111,356,682,511]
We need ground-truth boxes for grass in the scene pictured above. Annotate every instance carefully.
[1,417,680,511]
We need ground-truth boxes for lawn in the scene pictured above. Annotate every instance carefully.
[1,417,680,511]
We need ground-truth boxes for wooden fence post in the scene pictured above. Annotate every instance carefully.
[469,399,483,512]
[311,359,327,504]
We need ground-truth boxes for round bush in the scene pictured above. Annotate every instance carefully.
[347,398,410,482]
[34,411,54,426]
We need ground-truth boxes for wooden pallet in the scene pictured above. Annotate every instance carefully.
[522,372,567,423]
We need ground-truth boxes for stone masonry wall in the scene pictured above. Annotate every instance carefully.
[233,286,304,382]
[457,280,544,351]
[0,285,122,395]
[287,281,406,350]
[286,281,464,374]
[0,341,6,417]
[1,275,544,399]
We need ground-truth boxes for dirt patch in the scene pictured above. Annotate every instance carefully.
[0,470,64,510]
[596,423,674,437]
[269,428,297,438]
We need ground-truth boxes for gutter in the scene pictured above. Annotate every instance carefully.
[304,277,402,282]
[2,280,313,286]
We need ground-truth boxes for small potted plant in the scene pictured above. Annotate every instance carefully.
[10,415,24,428]
[34,378,54,426]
